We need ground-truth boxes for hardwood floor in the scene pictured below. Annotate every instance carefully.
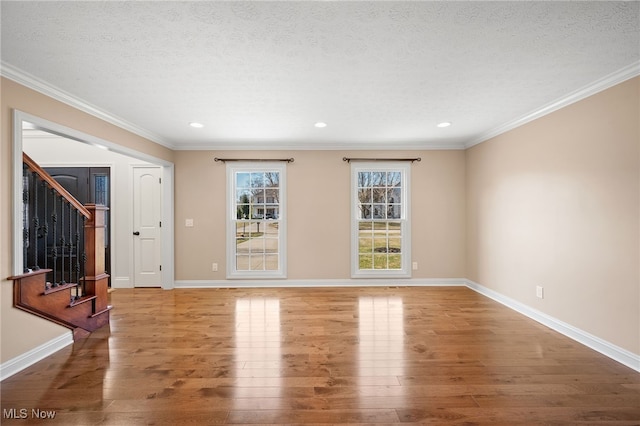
[2,286,639,425]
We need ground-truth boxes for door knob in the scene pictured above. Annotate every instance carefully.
[133,231,140,236]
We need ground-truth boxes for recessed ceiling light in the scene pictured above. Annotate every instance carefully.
[189,122,204,128]
[314,122,327,128]
[437,121,452,128]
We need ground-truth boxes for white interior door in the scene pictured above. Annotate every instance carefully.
[133,167,162,287]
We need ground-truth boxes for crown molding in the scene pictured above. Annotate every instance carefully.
[0,62,176,150]
[465,61,640,149]
[174,140,467,151]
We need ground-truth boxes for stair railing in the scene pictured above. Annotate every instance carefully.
[22,153,95,300]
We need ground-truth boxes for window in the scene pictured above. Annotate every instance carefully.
[227,162,286,279]
[351,162,411,278]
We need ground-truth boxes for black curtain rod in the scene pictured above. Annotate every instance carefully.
[342,157,421,163]
[214,157,294,163]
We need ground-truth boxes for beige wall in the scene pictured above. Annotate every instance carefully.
[466,77,640,354]
[0,77,173,363]
[174,149,467,280]
[2,74,638,368]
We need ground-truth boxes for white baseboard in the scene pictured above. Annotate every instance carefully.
[112,276,132,289]
[174,278,467,288]
[465,279,640,373]
[0,332,73,381]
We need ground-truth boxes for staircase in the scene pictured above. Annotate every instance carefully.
[8,153,111,340]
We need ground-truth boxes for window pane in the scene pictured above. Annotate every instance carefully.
[359,237,373,253]
[373,254,387,269]
[372,205,385,219]
[253,189,265,205]
[237,204,250,219]
[372,222,386,230]
[358,172,371,187]
[265,188,279,203]
[387,205,401,219]
[236,255,250,270]
[388,254,402,269]
[248,221,263,237]
[265,255,279,270]
[236,221,250,238]
[358,188,371,203]
[251,172,265,187]
[359,221,373,232]
[387,171,401,187]
[359,204,372,219]
[236,189,251,204]
[374,237,387,253]
[237,173,251,188]
[387,187,401,204]
[372,188,385,203]
[359,254,373,269]
[372,172,386,187]
[389,236,401,253]
[265,172,279,187]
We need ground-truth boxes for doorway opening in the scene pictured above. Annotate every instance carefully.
[13,110,175,289]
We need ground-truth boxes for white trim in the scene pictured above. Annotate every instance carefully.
[12,112,24,274]
[466,61,640,148]
[1,62,174,149]
[175,278,466,288]
[112,276,133,289]
[465,279,640,373]
[174,140,467,151]
[0,333,73,381]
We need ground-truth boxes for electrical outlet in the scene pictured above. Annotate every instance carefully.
[185,218,194,227]
[212,263,218,272]
[412,262,418,270]
[536,286,544,299]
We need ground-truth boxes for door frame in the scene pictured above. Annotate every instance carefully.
[12,110,175,290]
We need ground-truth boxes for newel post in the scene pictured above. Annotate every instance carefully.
[84,204,110,313]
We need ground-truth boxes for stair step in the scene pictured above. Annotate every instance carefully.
[44,283,77,295]
[91,305,113,318]
[69,295,96,307]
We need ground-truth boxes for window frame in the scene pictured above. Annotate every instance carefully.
[226,162,287,279]
[350,161,411,279]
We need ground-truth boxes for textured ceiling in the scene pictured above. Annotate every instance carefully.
[1,1,639,150]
